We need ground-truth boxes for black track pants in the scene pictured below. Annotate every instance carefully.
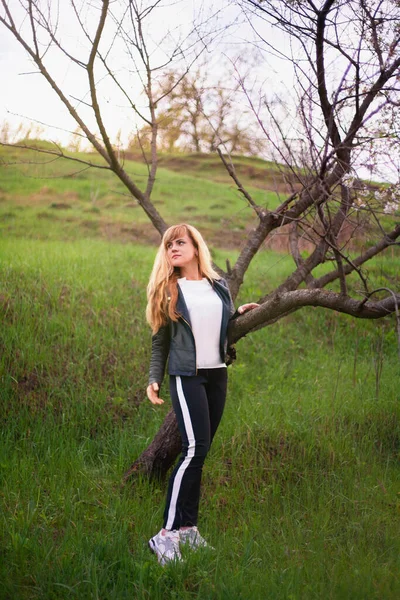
[163,368,227,531]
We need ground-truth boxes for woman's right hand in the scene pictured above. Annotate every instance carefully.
[147,382,164,405]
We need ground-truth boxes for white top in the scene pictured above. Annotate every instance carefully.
[178,278,226,369]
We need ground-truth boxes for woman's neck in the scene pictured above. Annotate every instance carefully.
[180,265,202,280]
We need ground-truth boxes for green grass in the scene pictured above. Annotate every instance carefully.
[1,234,399,599]
[1,146,399,598]
[0,147,278,245]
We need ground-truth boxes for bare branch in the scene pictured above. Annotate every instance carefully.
[288,221,315,286]
[0,142,111,170]
[86,0,116,166]
[312,223,400,289]
[229,288,400,345]
[315,0,343,154]
[216,148,261,215]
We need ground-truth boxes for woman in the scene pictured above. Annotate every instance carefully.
[146,224,258,565]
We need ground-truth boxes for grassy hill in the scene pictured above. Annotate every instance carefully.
[1,145,399,599]
[0,146,284,248]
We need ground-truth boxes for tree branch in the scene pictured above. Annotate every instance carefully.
[315,0,343,154]
[0,142,112,170]
[229,289,400,344]
[216,148,262,215]
[312,223,400,289]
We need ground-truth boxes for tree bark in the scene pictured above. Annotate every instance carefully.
[123,410,181,482]
[124,288,400,482]
[2,0,399,483]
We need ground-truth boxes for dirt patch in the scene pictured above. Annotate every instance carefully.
[99,219,252,250]
[83,206,101,214]
[39,186,53,195]
[261,220,368,255]
[99,218,307,252]
[81,219,99,229]
[50,202,72,210]
[123,151,294,194]
[27,186,56,205]
[209,228,249,249]
[26,188,79,207]
[62,191,80,202]
[0,293,11,312]
[37,211,59,220]
[58,285,71,308]
[17,371,40,394]
[101,221,161,245]
[11,370,52,414]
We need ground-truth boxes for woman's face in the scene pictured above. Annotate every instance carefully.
[166,234,198,271]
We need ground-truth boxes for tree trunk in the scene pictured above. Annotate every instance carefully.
[123,409,181,482]
[124,286,400,482]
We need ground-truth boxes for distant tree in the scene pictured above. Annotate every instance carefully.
[1,0,399,479]
[66,127,86,154]
[0,120,11,144]
[129,67,265,155]
[2,120,46,145]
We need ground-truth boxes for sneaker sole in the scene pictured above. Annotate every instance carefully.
[148,538,181,566]
[148,538,161,561]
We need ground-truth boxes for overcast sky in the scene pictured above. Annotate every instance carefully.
[1,1,397,183]
[0,1,294,147]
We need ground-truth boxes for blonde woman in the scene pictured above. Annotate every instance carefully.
[146,224,258,565]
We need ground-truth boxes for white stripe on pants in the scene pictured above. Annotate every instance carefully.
[165,376,196,530]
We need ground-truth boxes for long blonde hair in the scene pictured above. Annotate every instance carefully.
[146,224,220,333]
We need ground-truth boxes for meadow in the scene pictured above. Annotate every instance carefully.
[1,149,399,599]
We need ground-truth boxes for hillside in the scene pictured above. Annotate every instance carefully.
[0,145,294,249]
[1,144,391,258]
[1,144,400,599]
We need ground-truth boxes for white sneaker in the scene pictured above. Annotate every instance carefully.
[179,526,214,550]
[148,529,182,566]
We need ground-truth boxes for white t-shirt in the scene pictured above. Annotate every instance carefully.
[178,278,226,369]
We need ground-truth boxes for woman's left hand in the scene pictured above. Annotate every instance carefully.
[238,302,260,314]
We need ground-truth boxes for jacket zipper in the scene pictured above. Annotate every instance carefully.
[181,315,198,375]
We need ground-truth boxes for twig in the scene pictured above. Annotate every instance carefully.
[359,287,400,359]
[216,148,262,216]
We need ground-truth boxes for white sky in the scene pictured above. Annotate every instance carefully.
[0,0,293,147]
[0,1,397,182]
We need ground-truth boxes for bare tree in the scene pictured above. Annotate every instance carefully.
[126,0,400,478]
[0,0,226,232]
[1,0,399,480]
[128,65,265,154]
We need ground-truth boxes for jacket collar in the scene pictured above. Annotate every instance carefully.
[176,278,231,326]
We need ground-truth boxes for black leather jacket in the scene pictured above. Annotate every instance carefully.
[148,278,236,385]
